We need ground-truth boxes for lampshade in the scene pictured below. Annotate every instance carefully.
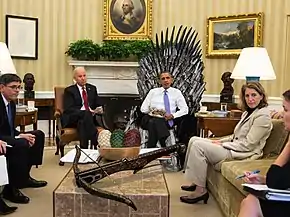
[0,42,17,75]
[231,47,276,82]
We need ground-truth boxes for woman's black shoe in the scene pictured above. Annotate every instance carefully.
[0,198,17,215]
[180,192,209,204]
[181,184,197,192]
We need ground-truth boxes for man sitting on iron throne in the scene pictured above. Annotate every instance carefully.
[140,71,188,148]
[127,26,205,168]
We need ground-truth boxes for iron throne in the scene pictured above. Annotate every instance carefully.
[127,26,205,138]
[138,25,205,115]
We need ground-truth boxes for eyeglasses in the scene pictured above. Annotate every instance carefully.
[6,85,22,90]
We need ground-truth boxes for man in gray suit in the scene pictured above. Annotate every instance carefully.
[180,82,273,204]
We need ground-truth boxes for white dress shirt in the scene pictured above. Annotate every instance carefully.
[1,94,9,115]
[140,87,188,119]
[77,84,87,110]
[1,94,19,139]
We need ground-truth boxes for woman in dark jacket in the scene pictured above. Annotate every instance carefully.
[238,89,290,217]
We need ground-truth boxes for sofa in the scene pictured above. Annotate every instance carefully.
[207,118,289,217]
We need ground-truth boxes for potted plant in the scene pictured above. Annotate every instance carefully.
[65,39,153,62]
[100,40,131,61]
[100,40,152,61]
[65,39,100,61]
[128,40,152,60]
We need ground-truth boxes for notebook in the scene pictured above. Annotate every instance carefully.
[242,184,290,201]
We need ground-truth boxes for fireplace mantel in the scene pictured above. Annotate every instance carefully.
[68,60,140,95]
[68,60,139,67]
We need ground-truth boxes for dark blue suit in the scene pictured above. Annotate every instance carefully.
[0,95,44,188]
[62,83,102,148]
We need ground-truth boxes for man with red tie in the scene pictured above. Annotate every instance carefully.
[140,71,188,148]
[62,67,103,148]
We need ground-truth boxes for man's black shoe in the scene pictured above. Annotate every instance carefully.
[25,177,47,188]
[80,140,89,149]
[2,187,29,204]
[0,198,17,215]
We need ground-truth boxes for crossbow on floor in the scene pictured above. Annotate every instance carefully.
[73,143,186,210]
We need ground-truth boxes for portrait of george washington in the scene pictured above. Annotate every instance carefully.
[110,0,146,34]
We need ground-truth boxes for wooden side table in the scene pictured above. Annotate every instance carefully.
[201,102,239,111]
[23,98,55,138]
[197,116,240,138]
[15,110,38,132]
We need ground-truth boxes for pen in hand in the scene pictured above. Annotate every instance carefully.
[3,142,12,148]
[235,169,260,180]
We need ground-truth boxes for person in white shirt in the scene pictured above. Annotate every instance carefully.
[0,140,18,215]
[140,71,188,148]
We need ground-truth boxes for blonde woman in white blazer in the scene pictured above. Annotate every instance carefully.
[180,82,273,205]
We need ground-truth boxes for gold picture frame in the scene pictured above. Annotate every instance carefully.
[206,12,263,58]
[103,0,153,40]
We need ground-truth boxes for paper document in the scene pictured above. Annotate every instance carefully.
[242,184,269,191]
[242,184,290,193]
[0,156,9,185]
[242,183,290,201]
[60,149,100,163]
[264,193,290,201]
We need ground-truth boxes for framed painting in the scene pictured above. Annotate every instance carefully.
[103,0,152,40]
[5,15,38,60]
[206,12,263,58]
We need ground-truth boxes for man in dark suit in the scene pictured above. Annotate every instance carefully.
[62,67,103,148]
[0,74,47,206]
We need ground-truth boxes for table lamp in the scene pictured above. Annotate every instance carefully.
[0,42,17,75]
[230,47,276,82]
[0,42,26,111]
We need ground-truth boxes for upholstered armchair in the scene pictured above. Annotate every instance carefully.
[54,87,107,166]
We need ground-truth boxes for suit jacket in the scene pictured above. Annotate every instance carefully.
[0,95,20,140]
[62,83,102,127]
[220,107,272,159]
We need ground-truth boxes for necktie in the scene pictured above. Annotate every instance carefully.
[82,87,89,110]
[7,103,14,136]
[164,90,174,127]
